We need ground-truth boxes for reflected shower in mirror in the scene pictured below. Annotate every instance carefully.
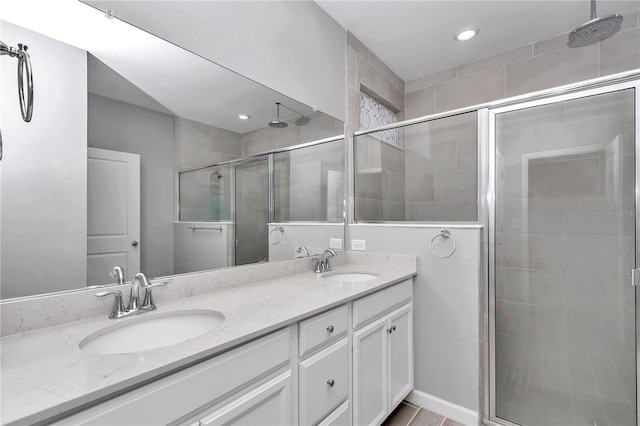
[0,2,344,300]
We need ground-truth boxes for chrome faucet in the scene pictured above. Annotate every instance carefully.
[315,248,337,273]
[296,246,311,257]
[110,266,125,285]
[96,271,168,319]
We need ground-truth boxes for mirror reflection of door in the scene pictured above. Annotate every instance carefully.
[87,148,140,285]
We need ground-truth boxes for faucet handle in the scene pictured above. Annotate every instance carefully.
[141,281,168,311]
[96,290,126,319]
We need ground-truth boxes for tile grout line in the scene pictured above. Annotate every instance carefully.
[405,406,421,426]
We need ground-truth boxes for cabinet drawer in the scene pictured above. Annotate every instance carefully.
[55,328,291,425]
[352,280,412,330]
[299,338,349,425]
[198,370,292,426]
[318,400,350,426]
[299,305,348,357]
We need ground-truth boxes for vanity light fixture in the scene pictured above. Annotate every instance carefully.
[454,26,479,42]
[237,113,250,120]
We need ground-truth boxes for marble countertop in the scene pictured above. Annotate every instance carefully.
[1,257,416,425]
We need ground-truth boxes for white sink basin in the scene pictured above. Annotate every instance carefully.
[323,272,379,282]
[80,309,225,354]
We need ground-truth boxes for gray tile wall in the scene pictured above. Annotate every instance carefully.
[403,112,478,221]
[404,11,640,117]
[348,32,407,221]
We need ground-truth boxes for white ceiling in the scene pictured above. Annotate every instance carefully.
[1,0,320,133]
[316,0,640,83]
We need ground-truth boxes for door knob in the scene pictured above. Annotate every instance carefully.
[131,241,139,247]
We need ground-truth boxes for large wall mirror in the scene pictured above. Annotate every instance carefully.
[0,1,345,300]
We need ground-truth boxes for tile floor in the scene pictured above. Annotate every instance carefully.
[382,401,466,426]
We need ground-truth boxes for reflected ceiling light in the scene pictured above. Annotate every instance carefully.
[237,113,250,120]
[454,26,479,42]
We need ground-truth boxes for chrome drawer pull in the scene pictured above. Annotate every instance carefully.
[327,379,335,387]
[326,325,334,332]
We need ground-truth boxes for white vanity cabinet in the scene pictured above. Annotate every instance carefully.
[352,280,413,426]
[298,305,350,425]
[52,279,413,426]
[54,329,294,426]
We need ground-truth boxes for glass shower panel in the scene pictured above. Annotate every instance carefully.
[273,139,345,222]
[494,89,636,425]
[234,158,269,266]
[178,164,232,221]
[354,112,477,221]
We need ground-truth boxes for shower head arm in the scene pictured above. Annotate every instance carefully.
[590,0,596,20]
[278,102,305,119]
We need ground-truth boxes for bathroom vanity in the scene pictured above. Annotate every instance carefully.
[0,252,416,426]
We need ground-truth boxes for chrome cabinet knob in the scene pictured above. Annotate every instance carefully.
[387,325,396,334]
[327,379,335,387]
[326,325,334,333]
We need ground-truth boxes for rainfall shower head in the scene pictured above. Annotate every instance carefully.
[268,102,289,128]
[569,0,623,45]
[268,102,311,128]
[295,116,311,126]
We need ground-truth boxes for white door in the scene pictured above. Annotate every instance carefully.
[388,304,414,409]
[353,316,388,426]
[87,147,140,286]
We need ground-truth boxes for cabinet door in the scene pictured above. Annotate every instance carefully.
[199,371,292,426]
[299,338,349,425]
[353,316,388,426]
[388,304,413,409]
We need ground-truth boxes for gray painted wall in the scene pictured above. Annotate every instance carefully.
[88,94,175,279]
[84,0,347,122]
[350,226,482,411]
[0,22,88,299]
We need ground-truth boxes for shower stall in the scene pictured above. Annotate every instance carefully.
[353,69,639,426]
[177,136,345,268]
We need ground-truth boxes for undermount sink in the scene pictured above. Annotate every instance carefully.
[322,272,379,282]
[79,309,225,355]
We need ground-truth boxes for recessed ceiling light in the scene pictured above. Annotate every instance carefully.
[454,26,479,42]
[237,113,250,120]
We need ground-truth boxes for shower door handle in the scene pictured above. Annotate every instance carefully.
[632,268,640,287]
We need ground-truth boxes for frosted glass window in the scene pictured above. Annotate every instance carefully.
[359,91,400,148]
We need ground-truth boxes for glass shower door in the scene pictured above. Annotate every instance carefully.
[492,87,636,425]
[234,158,269,266]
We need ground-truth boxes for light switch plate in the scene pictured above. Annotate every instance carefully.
[329,238,343,249]
[351,239,366,251]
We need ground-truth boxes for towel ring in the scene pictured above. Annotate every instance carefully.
[269,226,284,245]
[430,229,456,258]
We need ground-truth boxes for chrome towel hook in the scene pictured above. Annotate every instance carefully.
[1,41,34,123]
[430,229,456,258]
